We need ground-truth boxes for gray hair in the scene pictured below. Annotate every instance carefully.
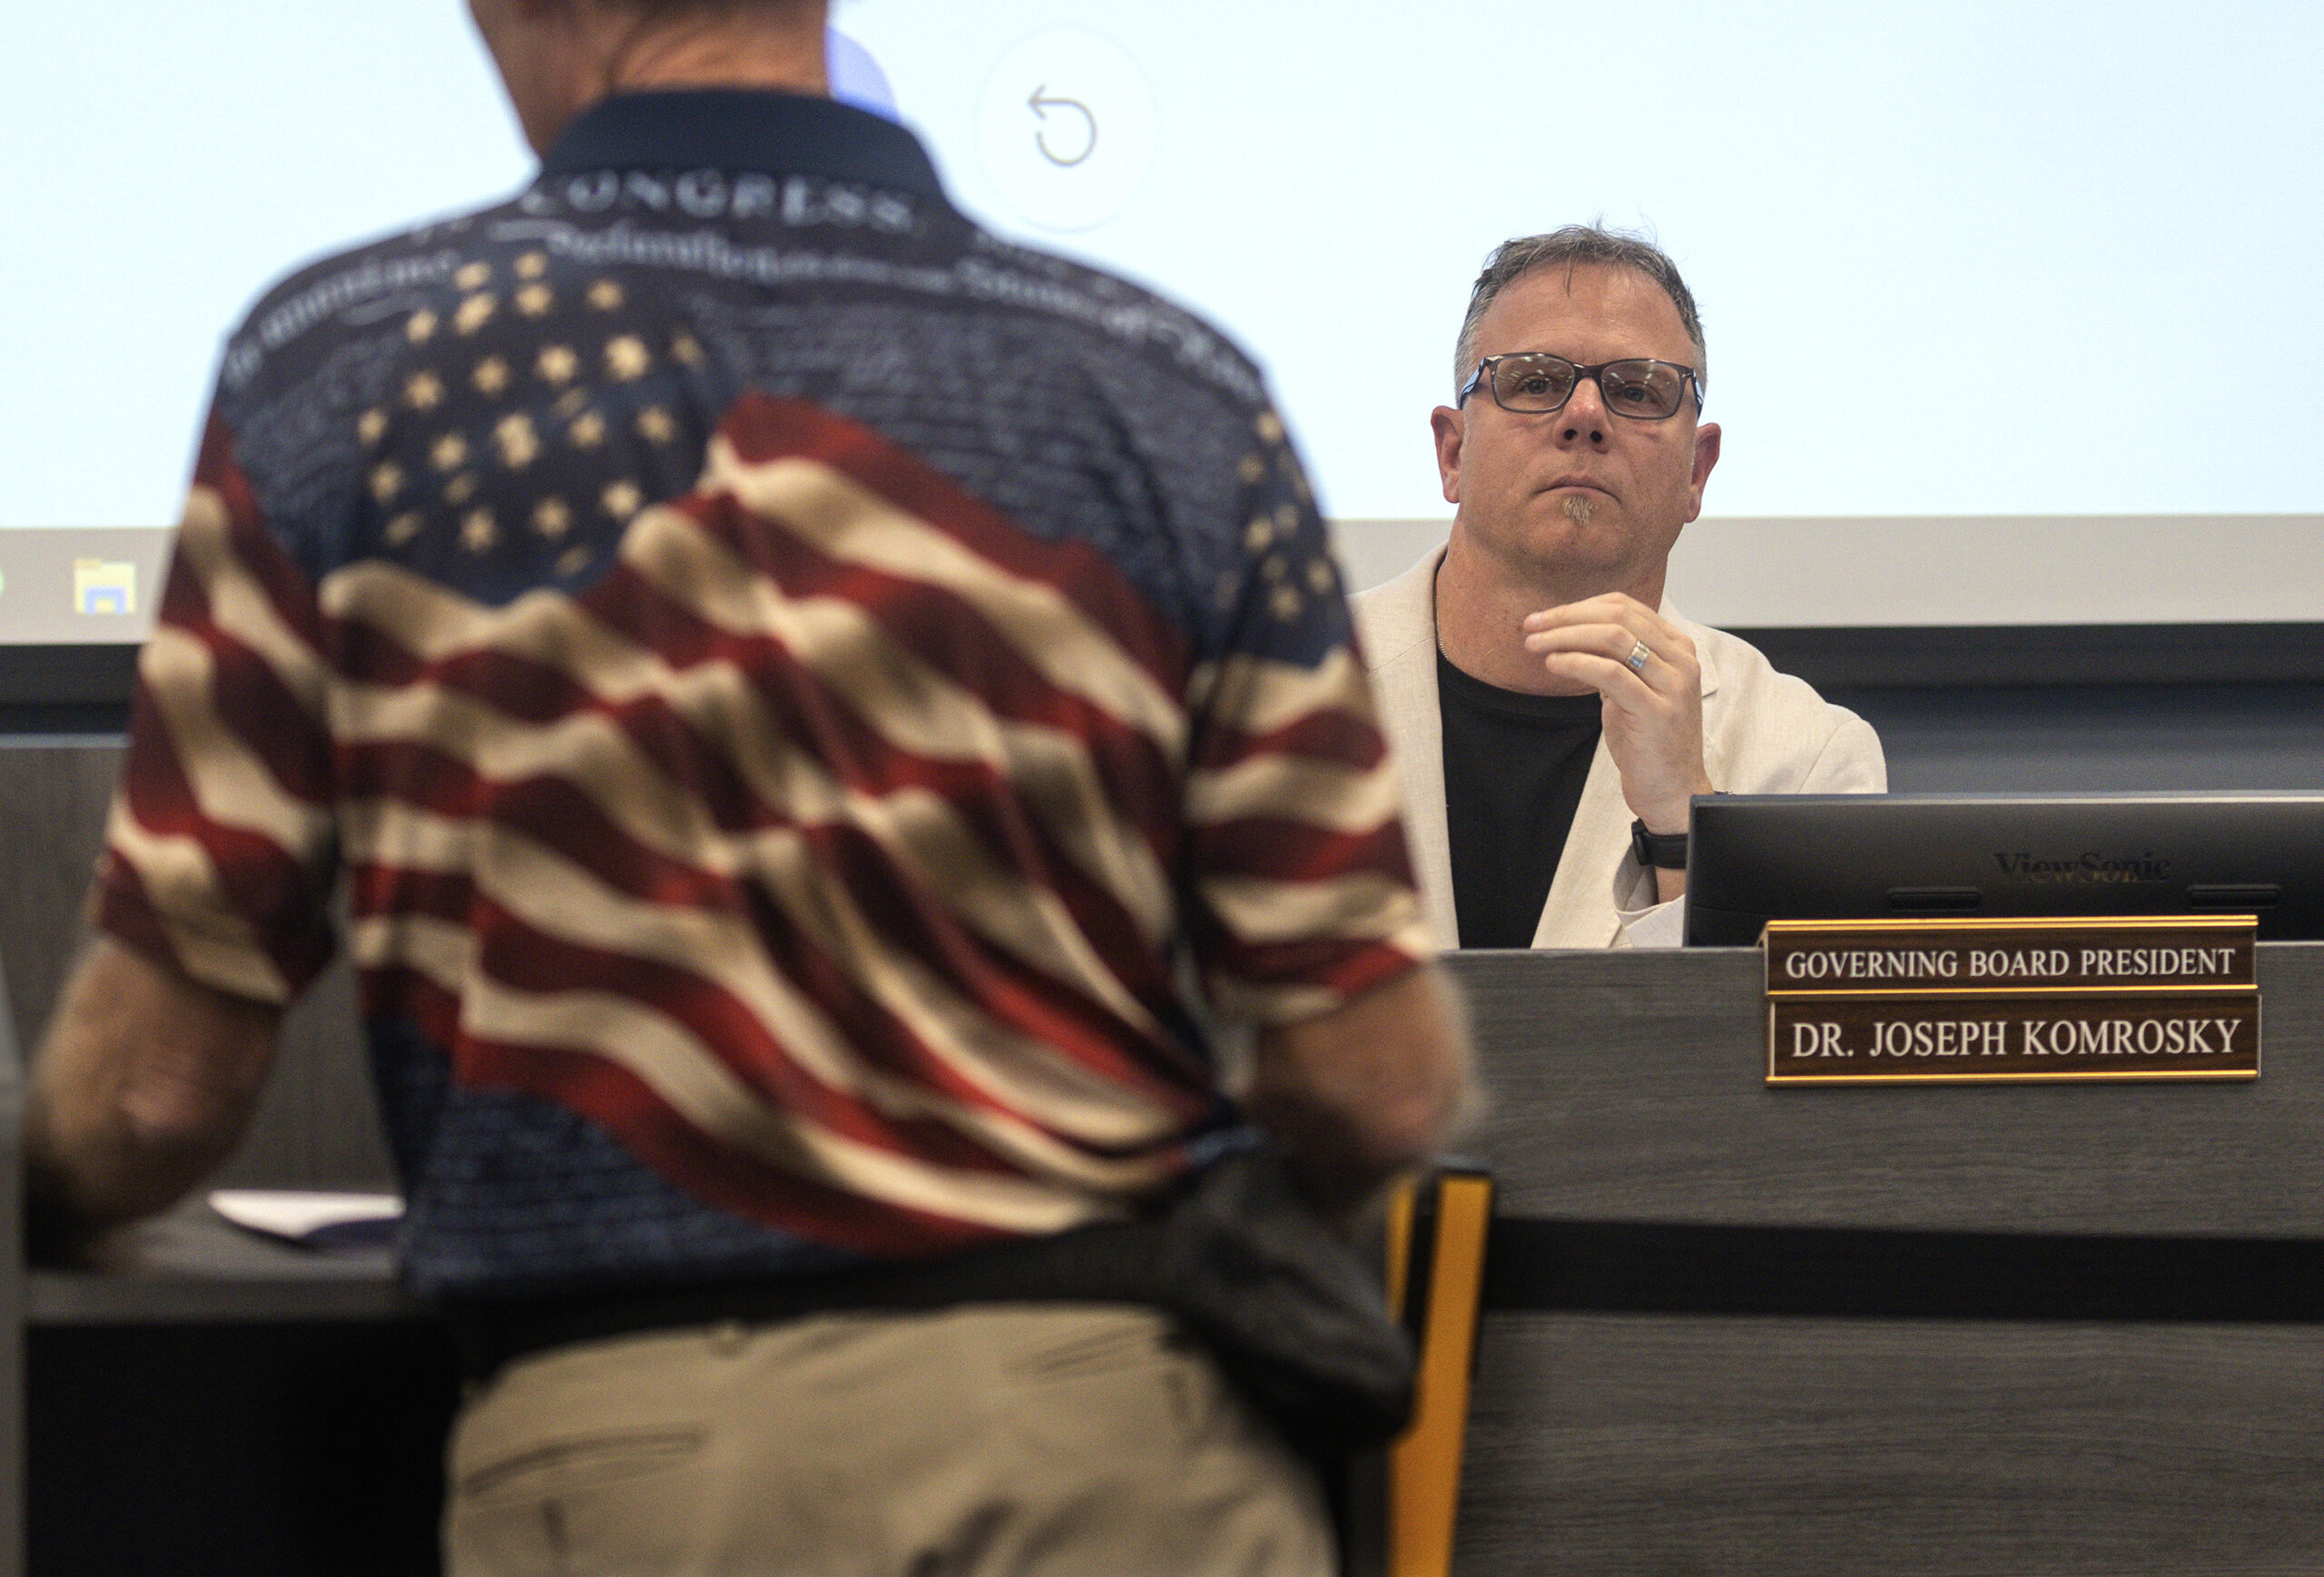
[1452,226,1707,395]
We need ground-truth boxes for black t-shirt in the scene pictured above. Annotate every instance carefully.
[1437,653,1604,948]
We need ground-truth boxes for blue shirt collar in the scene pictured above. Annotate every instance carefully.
[539,89,945,202]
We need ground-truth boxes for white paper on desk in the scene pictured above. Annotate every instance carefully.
[207,1189,404,1248]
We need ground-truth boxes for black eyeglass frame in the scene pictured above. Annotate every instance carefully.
[1456,352,1706,419]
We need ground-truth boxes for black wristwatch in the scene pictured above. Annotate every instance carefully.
[1630,819,1689,870]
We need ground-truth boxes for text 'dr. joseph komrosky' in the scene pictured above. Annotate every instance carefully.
[1761,916,2260,1085]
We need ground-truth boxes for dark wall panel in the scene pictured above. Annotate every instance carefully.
[1831,684,2324,794]
[0,742,392,1188]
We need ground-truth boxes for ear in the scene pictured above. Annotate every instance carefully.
[1683,420,1721,521]
[1430,405,1466,507]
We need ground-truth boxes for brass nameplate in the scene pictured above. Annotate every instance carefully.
[1765,916,2256,995]
[1769,993,2261,1083]
[1764,916,2260,1086]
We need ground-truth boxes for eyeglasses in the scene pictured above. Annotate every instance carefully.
[1457,352,1704,419]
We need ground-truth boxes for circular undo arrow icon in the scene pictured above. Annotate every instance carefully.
[1028,85,1098,167]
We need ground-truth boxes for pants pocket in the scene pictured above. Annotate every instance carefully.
[447,1426,711,1577]
[456,1427,706,1503]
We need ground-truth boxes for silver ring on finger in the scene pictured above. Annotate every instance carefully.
[1625,638,1652,675]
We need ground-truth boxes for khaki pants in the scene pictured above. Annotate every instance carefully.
[444,1303,1335,1577]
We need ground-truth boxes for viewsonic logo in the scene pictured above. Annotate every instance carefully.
[1994,851,2171,884]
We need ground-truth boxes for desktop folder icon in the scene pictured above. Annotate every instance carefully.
[73,559,137,616]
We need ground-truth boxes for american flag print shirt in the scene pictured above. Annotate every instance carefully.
[96,93,1431,1299]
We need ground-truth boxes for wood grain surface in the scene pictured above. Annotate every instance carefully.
[1443,947,2324,1575]
[1446,946,2324,1236]
[1458,1312,2324,1577]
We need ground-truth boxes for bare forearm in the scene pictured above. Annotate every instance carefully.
[1246,964,1475,1215]
[24,941,281,1255]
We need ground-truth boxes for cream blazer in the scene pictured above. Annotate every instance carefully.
[1352,547,1887,950]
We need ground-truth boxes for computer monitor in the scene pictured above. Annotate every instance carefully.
[1684,792,2324,945]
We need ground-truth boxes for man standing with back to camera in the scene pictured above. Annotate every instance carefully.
[1354,227,1885,950]
[22,2,1472,1572]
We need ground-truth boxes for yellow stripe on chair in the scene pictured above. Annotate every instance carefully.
[1385,1166,1495,1577]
